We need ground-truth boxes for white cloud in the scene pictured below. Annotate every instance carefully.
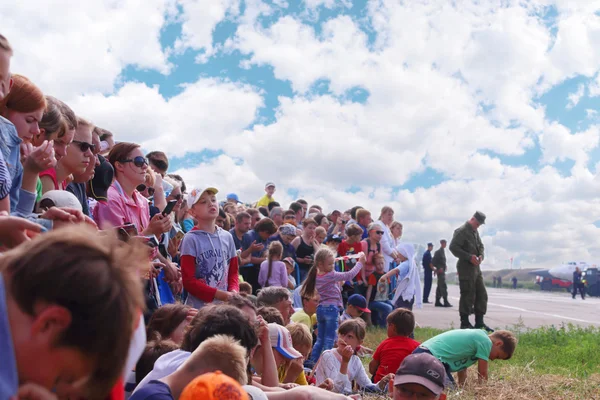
[566,84,585,109]
[538,122,600,165]
[589,74,600,97]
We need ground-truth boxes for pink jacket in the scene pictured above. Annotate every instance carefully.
[95,180,150,232]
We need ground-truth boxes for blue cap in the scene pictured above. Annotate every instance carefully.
[325,234,343,243]
[227,193,241,203]
[348,294,370,313]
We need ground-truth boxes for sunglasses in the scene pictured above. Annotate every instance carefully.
[72,140,96,153]
[136,184,155,196]
[119,156,149,168]
[375,231,384,235]
[169,193,183,201]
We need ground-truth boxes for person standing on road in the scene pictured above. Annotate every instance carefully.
[572,267,585,300]
[433,240,452,308]
[449,211,492,332]
[422,243,434,304]
[511,276,517,289]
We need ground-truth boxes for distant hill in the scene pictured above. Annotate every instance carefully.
[446,268,538,283]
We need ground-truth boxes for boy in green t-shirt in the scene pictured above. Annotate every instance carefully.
[414,329,517,386]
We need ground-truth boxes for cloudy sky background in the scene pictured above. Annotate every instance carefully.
[3,0,600,270]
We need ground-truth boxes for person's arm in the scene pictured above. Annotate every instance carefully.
[477,359,489,383]
[283,360,305,384]
[449,230,472,261]
[258,261,267,287]
[365,284,373,307]
[331,255,365,282]
[316,351,351,393]
[379,266,400,283]
[227,255,239,292]
[368,358,379,376]
[291,236,301,250]
[39,175,55,195]
[94,198,126,229]
[287,275,296,290]
[457,369,467,386]
[181,254,218,302]
[278,263,288,288]
[152,173,167,211]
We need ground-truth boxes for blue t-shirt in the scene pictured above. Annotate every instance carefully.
[229,228,253,251]
[0,275,18,398]
[129,380,173,400]
[244,230,267,260]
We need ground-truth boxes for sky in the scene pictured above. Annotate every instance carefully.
[3,0,600,271]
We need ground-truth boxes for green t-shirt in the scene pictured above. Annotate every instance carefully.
[422,329,492,372]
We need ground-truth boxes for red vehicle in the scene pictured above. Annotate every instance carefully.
[535,275,572,292]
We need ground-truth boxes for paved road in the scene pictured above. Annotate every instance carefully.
[415,284,600,330]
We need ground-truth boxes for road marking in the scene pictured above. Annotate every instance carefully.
[449,296,600,325]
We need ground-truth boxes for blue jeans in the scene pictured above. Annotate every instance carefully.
[369,301,393,328]
[310,304,340,362]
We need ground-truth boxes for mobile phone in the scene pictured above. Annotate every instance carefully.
[144,235,160,248]
[116,223,138,242]
[162,200,177,216]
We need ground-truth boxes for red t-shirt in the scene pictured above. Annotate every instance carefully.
[372,335,420,383]
[337,240,363,282]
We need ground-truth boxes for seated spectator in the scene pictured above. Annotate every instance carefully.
[135,304,258,392]
[0,226,145,398]
[146,303,194,345]
[369,309,419,384]
[88,154,114,219]
[251,323,302,386]
[283,323,313,385]
[130,335,248,400]
[228,294,258,322]
[290,293,319,333]
[257,286,295,325]
[38,190,83,212]
[340,294,370,323]
[315,226,327,244]
[259,241,288,288]
[179,371,249,400]
[314,319,392,395]
[257,306,285,326]
[392,353,446,400]
[132,339,179,392]
[366,253,394,328]
[269,206,284,227]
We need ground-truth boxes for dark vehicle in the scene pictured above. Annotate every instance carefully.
[583,267,600,297]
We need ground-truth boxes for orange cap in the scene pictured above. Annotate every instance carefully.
[180,371,248,400]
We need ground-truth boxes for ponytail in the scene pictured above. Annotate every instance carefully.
[266,241,283,286]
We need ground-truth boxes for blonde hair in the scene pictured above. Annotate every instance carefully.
[356,208,371,221]
[286,322,312,348]
[39,96,68,141]
[182,334,248,385]
[300,246,335,299]
[391,221,403,230]
[315,227,327,237]
[378,206,394,221]
[76,116,94,132]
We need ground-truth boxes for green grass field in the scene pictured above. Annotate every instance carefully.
[361,323,600,399]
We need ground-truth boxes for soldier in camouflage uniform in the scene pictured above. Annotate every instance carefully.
[433,239,452,307]
[449,211,493,332]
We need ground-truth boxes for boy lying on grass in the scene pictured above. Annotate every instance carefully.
[413,329,517,386]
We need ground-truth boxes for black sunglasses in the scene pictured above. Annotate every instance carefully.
[169,193,183,201]
[120,156,149,168]
[72,140,96,153]
[375,231,384,235]
[136,184,155,196]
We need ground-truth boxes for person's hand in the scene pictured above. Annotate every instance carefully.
[339,345,354,363]
[280,383,299,390]
[249,241,264,253]
[379,275,387,283]
[167,236,181,258]
[153,172,163,190]
[256,315,270,345]
[162,261,179,282]
[215,290,233,302]
[377,373,394,391]
[40,207,97,230]
[185,307,198,322]
[22,141,56,173]
[0,212,42,249]
[170,278,183,295]
[437,268,444,276]
[318,378,334,391]
[149,262,164,279]
[470,255,480,266]
[12,383,58,400]
[145,213,172,236]
[358,252,366,265]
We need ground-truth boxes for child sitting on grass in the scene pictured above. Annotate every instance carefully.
[314,319,393,395]
[414,329,517,386]
[340,294,370,323]
[369,309,420,383]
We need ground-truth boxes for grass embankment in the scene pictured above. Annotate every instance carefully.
[361,323,600,399]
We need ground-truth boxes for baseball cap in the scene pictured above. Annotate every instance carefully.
[39,190,82,211]
[268,323,303,360]
[325,234,343,244]
[347,294,370,313]
[265,182,276,189]
[394,353,446,396]
[180,371,248,400]
[227,193,241,203]
[90,155,114,201]
[187,186,219,206]
[282,257,295,267]
[279,224,296,236]
[474,211,486,224]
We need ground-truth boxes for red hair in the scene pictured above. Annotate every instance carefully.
[0,74,46,116]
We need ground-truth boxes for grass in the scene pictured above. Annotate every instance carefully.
[360,322,600,399]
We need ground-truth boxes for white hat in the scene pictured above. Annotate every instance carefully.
[186,187,219,206]
[40,190,82,212]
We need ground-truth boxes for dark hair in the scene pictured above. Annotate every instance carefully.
[257,306,284,326]
[339,319,367,341]
[310,205,323,212]
[0,226,145,397]
[254,218,277,235]
[167,173,186,193]
[236,211,251,224]
[39,96,67,140]
[146,303,190,340]
[314,213,327,226]
[257,286,290,308]
[246,208,259,218]
[289,202,303,213]
[146,151,169,173]
[258,207,269,217]
[284,209,295,218]
[135,338,178,384]
[228,294,257,312]
[97,127,113,141]
[181,305,258,355]
[108,142,140,176]
[350,206,363,220]
[268,201,280,212]
[296,199,308,206]
[302,218,317,228]
[345,223,363,238]
[386,308,415,337]
[56,98,78,130]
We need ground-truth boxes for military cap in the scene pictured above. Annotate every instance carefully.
[474,211,486,224]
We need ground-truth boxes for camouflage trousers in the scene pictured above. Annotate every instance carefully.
[435,273,448,303]
[457,265,487,315]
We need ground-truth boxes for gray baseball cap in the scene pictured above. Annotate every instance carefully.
[394,353,446,396]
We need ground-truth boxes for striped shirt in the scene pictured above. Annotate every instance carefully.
[0,150,11,200]
[317,262,363,308]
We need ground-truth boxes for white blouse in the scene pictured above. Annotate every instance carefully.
[314,349,379,394]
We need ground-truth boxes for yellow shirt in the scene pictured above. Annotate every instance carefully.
[256,194,275,208]
[291,310,317,333]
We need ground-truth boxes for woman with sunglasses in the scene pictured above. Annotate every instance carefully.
[40,116,95,194]
[377,206,401,273]
[359,222,385,294]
